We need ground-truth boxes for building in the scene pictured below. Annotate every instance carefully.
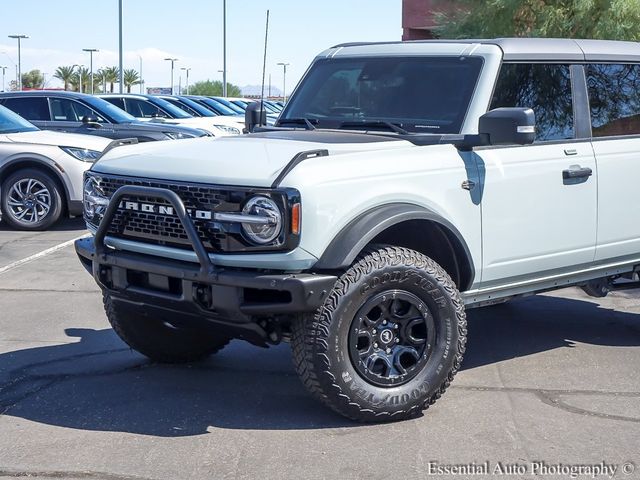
[402,0,455,40]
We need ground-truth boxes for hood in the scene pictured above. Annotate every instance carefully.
[5,130,112,151]
[143,117,238,136]
[93,130,414,187]
[126,120,208,137]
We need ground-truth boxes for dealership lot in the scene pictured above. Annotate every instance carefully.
[0,220,639,480]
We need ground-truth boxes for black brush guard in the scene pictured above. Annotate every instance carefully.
[75,185,337,345]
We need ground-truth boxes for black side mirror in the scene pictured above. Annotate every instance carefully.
[81,115,102,128]
[245,102,267,133]
[479,107,535,145]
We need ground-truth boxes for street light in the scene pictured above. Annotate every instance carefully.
[222,0,227,97]
[181,67,191,95]
[138,55,144,94]
[277,62,290,102]
[8,35,28,91]
[118,0,123,93]
[82,48,99,94]
[0,66,7,92]
[164,58,178,94]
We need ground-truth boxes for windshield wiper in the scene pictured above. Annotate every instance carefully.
[338,120,410,135]
[277,118,317,130]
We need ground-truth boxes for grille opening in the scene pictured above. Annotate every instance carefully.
[243,288,292,305]
[126,270,182,295]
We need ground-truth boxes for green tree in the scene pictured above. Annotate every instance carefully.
[102,66,120,93]
[54,66,75,91]
[70,66,91,92]
[123,69,140,93]
[435,0,640,40]
[188,79,241,97]
[21,69,44,89]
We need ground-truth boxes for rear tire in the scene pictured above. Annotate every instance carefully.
[1,168,64,230]
[103,294,231,363]
[291,246,467,422]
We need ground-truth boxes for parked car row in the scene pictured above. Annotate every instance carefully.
[0,90,285,230]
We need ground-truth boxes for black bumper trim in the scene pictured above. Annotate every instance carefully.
[76,237,336,323]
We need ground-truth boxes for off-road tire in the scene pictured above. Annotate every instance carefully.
[291,246,467,422]
[1,168,64,230]
[103,294,231,363]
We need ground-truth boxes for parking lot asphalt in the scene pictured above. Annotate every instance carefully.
[0,219,639,480]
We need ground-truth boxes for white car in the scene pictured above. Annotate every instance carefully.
[0,105,113,230]
[99,94,241,136]
[77,38,640,422]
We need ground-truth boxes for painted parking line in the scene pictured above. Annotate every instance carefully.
[0,234,89,276]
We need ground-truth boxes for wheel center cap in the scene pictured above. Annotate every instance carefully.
[24,200,34,208]
[379,329,394,345]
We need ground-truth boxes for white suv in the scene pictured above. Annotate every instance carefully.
[0,105,113,230]
[76,38,640,422]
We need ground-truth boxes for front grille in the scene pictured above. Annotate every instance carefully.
[88,174,292,253]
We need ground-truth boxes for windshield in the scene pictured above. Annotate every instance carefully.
[83,96,137,123]
[175,97,216,117]
[280,56,483,134]
[196,97,238,116]
[147,96,193,119]
[0,105,39,134]
[212,97,245,114]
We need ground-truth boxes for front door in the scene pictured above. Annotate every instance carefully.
[476,63,597,286]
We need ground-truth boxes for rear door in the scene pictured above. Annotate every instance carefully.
[475,63,597,286]
[586,63,640,262]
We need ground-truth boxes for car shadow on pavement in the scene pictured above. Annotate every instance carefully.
[0,293,638,435]
[0,216,86,232]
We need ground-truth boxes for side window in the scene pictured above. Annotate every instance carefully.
[2,97,50,121]
[50,98,106,122]
[490,63,574,142]
[105,97,126,110]
[126,99,165,118]
[70,100,106,122]
[586,63,640,137]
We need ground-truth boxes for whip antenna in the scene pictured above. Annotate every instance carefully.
[260,10,270,126]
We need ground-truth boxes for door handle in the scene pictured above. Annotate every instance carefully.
[562,166,593,180]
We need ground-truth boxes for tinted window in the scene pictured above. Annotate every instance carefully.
[103,97,126,111]
[282,56,483,134]
[490,64,574,142]
[2,97,50,121]
[586,63,640,137]
[125,98,167,118]
[50,98,106,122]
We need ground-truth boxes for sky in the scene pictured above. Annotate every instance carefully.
[0,0,402,93]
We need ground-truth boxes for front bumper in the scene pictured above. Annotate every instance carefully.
[76,184,337,345]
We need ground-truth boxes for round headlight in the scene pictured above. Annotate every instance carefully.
[241,196,282,245]
[83,175,108,222]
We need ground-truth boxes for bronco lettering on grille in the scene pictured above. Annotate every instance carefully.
[117,201,213,220]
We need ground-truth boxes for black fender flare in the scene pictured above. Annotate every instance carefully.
[314,203,475,289]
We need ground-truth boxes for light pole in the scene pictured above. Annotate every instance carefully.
[222,0,227,97]
[139,55,143,94]
[82,48,99,94]
[0,66,6,92]
[164,58,178,94]
[8,35,28,91]
[118,0,123,93]
[277,62,290,102]
[181,67,191,95]
[78,65,85,94]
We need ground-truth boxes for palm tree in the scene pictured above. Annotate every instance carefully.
[70,67,91,93]
[123,69,140,93]
[54,66,75,91]
[94,69,106,93]
[103,66,120,93]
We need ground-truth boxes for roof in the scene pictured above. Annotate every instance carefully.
[0,90,91,98]
[331,38,640,62]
